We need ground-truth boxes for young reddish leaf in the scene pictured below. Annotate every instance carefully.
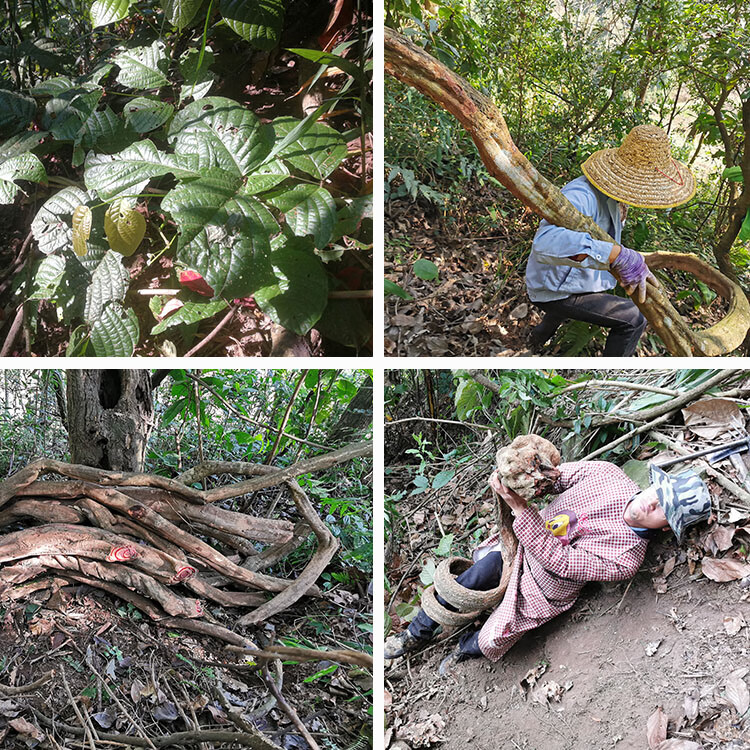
[179,270,214,297]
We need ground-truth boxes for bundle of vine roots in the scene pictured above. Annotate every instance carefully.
[0,449,366,647]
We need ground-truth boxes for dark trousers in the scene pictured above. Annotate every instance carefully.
[408,551,504,655]
[535,292,646,357]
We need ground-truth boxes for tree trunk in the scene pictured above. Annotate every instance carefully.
[66,370,154,472]
[384,27,750,356]
[329,376,374,443]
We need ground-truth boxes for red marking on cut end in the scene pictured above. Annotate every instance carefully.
[176,566,196,582]
[106,546,139,562]
[195,600,203,616]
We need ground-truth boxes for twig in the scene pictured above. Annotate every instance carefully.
[556,379,679,397]
[184,305,236,357]
[0,304,24,357]
[262,662,320,750]
[328,289,373,299]
[582,413,672,460]
[225,644,373,669]
[0,669,54,695]
[385,416,494,431]
[31,710,283,750]
[61,666,96,750]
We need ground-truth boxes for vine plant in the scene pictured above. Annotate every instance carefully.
[0,0,373,355]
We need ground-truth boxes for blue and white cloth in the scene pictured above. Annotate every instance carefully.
[525,176,623,302]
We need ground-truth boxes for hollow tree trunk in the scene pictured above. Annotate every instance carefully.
[384,27,750,356]
[66,370,154,472]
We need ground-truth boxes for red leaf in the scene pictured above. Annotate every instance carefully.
[319,0,354,51]
[179,270,214,297]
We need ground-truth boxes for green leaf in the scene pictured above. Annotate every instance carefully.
[384,278,412,300]
[432,470,455,490]
[84,251,130,323]
[90,0,135,26]
[31,185,90,255]
[419,558,436,585]
[219,0,285,49]
[454,379,482,420]
[162,172,277,298]
[414,259,439,281]
[434,534,454,557]
[723,166,745,184]
[0,153,47,204]
[179,47,215,102]
[150,298,228,334]
[0,132,48,160]
[85,139,201,201]
[254,237,329,335]
[29,255,66,300]
[273,117,348,179]
[0,90,36,137]
[123,97,174,133]
[739,208,750,243]
[78,106,136,157]
[314,299,370,350]
[286,47,363,81]
[168,97,273,176]
[162,0,203,28]
[89,304,139,356]
[31,76,76,97]
[114,42,169,90]
[303,664,338,683]
[266,184,336,249]
[45,86,104,142]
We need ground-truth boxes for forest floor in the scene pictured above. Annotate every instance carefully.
[384,191,731,358]
[0,570,372,749]
[385,462,750,750]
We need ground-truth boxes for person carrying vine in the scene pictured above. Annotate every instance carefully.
[526,124,696,356]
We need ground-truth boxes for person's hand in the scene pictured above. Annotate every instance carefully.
[489,471,527,514]
[610,245,658,303]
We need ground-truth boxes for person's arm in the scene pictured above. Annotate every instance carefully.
[532,187,618,271]
[512,507,645,581]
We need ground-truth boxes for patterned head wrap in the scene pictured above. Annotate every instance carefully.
[649,464,711,542]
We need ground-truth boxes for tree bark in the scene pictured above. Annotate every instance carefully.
[66,370,154,471]
[384,27,750,356]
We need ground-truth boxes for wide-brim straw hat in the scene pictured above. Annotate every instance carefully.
[581,124,696,209]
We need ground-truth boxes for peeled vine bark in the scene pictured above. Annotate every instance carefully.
[0,441,371,656]
[384,27,750,356]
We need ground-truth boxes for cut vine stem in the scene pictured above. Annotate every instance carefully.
[384,26,750,356]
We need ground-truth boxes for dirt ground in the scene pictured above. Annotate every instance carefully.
[385,535,750,750]
[384,192,731,358]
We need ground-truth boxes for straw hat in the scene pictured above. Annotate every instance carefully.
[581,125,696,209]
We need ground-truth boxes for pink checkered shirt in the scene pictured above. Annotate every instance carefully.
[477,461,648,661]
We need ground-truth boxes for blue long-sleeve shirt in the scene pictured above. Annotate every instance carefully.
[525,176,622,302]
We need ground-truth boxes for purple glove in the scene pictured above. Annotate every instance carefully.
[611,245,657,303]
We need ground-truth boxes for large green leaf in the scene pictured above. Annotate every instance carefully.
[114,41,169,89]
[179,47,215,102]
[740,208,750,243]
[44,86,103,141]
[314,299,370,350]
[31,185,90,255]
[267,184,337,249]
[150,298,228,334]
[168,97,273,175]
[85,139,201,201]
[162,0,204,28]
[89,304,139,356]
[31,76,76,97]
[219,0,284,49]
[123,97,174,133]
[0,90,36,137]
[90,0,135,26]
[29,255,66,300]
[162,171,277,299]
[255,238,329,335]
[0,152,47,204]
[84,251,130,322]
[79,106,136,153]
[274,117,348,179]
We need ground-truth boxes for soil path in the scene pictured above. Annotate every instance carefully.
[387,538,750,749]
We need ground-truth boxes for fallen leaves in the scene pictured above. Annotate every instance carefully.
[398,712,446,747]
[724,670,750,716]
[647,706,668,749]
[723,613,746,636]
[701,558,750,582]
